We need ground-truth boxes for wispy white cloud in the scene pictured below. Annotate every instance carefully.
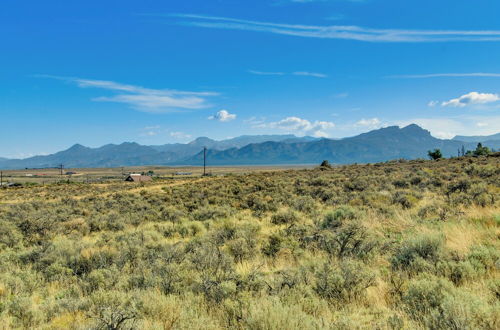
[248,70,285,76]
[333,92,349,99]
[244,116,267,125]
[441,92,500,107]
[256,116,335,137]
[292,71,328,78]
[249,70,327,78]
[140,125,161,137]
[428,101,439,107]
[389,73,500,79]
[355,118,382,128]
[208,109,237,122]
[280,0,366,4]
[37,75,218,113]
[170,131,192,140]
[170,14,500,43]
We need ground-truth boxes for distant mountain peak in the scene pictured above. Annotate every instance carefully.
[401,124,432,135]
[67,143,88,151]
[189,136,215,143]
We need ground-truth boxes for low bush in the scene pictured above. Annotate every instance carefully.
[391,235,444,273]
[314,260,375,304]
[271,209,300,225]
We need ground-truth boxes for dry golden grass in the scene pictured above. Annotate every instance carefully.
[0,155,498,329]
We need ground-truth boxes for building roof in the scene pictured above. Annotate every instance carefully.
[125,174,152,182]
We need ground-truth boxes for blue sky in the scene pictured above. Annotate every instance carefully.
[1,0,500,158]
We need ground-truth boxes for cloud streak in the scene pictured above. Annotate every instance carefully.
[248,70,285,76]
[256,116,335,137]
[169,14,500,43]
[292,71,328,78]
[38,75,218,113]
[249,70,327,78]
[355,118,382,128]
[441,92,500,107]
[390,73,500,78]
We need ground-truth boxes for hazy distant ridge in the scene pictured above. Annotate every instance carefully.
[0,126,498,169]
[184,124,500,165]
[453,132,500,143]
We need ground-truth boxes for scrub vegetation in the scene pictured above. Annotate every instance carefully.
[0,155,499,329]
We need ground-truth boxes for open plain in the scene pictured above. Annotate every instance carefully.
[0,155,498,328]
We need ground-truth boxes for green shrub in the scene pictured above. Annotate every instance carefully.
[403,278,498,329]
[159,206,185,222]
[291,196,316,213]
[190,242,234,281]
[241,297,325,329]
[192,205,231,221]
[391,235,444,273]
[195,278,237,303]
[227,238,256,263]
[8,296,43,328]
[469,183,495,207]
[0,222,22,248]
[417,202,454,221]
[245,193,278,215]
[467,245,499,274]
[436,260,476,285]
[403,277,454,326]
[321,206,358,229]
[262,234,283,258]
[392,191,419,209]
[319,222,376,260]
[86,290,138,330]
[271,209,300,225]
[314,260,375,304]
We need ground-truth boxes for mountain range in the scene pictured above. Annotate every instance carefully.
[452,132,500,143]
[1,125,498,169]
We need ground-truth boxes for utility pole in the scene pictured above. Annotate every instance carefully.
[59,164,64,176]
[0,171,2,187]
[203,146,207,176]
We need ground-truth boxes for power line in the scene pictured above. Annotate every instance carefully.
[203,147,207,176]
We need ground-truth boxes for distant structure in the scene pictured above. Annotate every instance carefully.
[124,173,152,182]
[175,172,193,176]
[0,182,22,187]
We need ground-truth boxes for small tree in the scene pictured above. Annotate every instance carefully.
[473,143,490,156]
[427,149,443,160]
[320,160,332,168]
